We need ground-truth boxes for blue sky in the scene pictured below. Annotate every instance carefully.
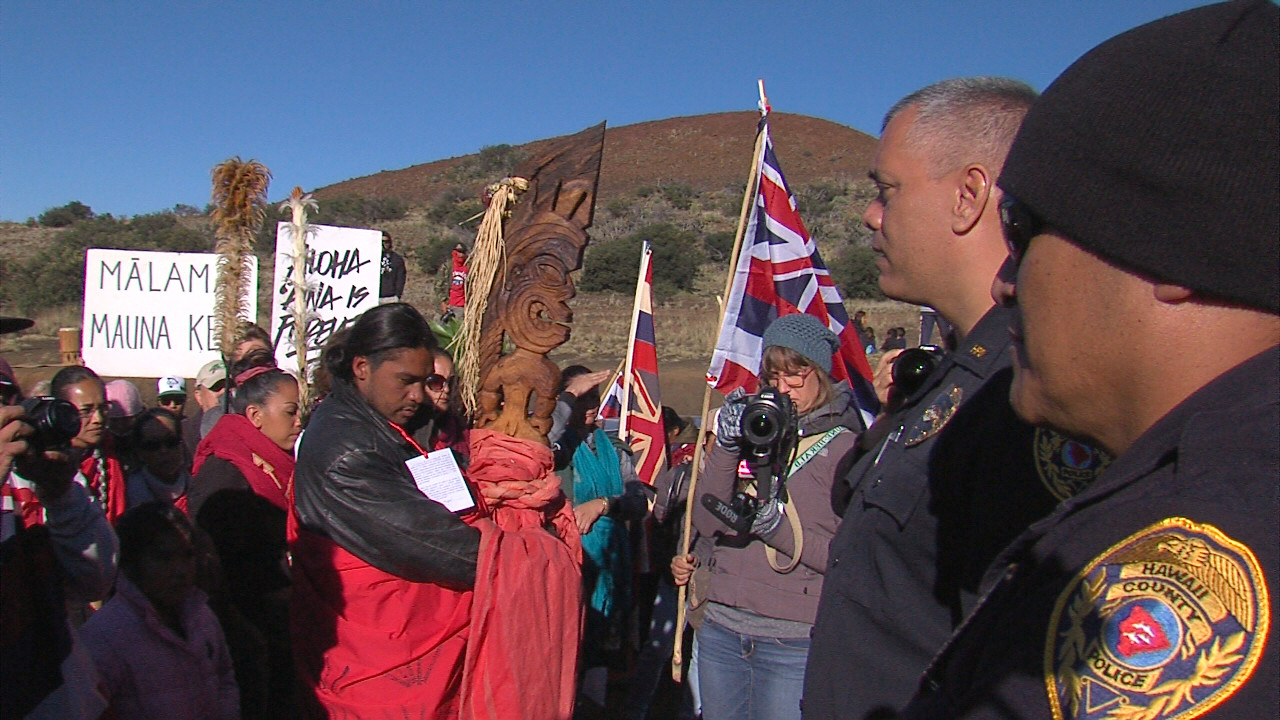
[1,1,1208,222]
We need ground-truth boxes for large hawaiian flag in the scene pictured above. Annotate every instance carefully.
[707,119,879,421]
[598,241,668,485]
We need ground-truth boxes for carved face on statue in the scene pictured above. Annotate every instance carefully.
[505,259,576,354]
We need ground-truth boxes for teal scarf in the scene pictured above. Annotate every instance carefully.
[573,428,631,619]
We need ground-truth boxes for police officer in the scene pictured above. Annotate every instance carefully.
[903,2,1278,717]
[803,78,1110,720]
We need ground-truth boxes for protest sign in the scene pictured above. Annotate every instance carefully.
[81,249,258,378]
[269,223,380,375]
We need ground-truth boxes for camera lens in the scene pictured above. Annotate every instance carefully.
[747,412,776,441]
[891,347,942,397]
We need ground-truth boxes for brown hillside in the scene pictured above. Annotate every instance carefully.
[316,112,877,204]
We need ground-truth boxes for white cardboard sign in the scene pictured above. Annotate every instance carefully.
[269,222,381,374]
[81,249,258,378]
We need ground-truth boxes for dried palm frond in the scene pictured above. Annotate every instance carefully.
[280,186,318,412]
[457,176,528,414]
[211,157,271,357]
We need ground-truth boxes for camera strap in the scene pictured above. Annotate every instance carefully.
[765,426,848,573]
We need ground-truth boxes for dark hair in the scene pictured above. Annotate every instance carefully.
[662,406,687,434]
[51,365,104,401]
[323,304,438,383]
[230,369,296,415]
[116,502,194,573]
[558,365,592,395]
[558,365,600,427]
[131,407,180,446]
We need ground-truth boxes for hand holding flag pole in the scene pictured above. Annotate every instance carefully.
[671,81,770,682]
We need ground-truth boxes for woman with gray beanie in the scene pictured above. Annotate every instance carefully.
[684,313,861,720]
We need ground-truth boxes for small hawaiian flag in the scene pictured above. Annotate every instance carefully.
[598,241,668,485]
[707,118,878,420]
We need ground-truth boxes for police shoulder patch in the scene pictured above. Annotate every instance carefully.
[1045,517,1269,719]
[903,385,962,447]
[1034,429,1112,502]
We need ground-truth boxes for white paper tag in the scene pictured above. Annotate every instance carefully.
[405,449,475,513]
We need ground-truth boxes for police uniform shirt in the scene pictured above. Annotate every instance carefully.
[803,306,1109,720]
[903,346,1279,719]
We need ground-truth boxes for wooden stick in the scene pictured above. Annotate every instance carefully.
[671,100,769,683]
[617,242,649,442]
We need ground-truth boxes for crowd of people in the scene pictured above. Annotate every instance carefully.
[2,2,1277,719]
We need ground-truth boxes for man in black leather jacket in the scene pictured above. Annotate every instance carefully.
[290,303,482,718]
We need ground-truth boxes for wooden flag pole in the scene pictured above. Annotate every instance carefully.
[671,81,770,682]
[617,242,650,442]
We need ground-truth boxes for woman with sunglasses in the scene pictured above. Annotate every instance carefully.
[188,358,302,719]
[422,348,467,454]
[125,407,189,508]
[687,314,861,720]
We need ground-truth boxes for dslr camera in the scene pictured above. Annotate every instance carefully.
[702,386,800,534]
[20,396,81,453]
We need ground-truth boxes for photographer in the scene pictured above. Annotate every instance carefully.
[2,374,118,718]
[689,314,860,720]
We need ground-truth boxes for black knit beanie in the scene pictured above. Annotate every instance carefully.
[999,0,1279,314]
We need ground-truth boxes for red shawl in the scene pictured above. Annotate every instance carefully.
[79,447,126,525]
[192,413,295,513]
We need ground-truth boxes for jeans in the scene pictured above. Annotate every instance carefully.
[697,618,810,720]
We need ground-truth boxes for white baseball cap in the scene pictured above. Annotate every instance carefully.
[157,376,186,397]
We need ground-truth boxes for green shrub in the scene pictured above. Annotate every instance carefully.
[12,212,214,313]
[703,230,735,262]
[605,196,633,217]
[828,245,885,300]
[37,201,94,228]
[581,223,703,294]
[796,181,844,218]
[413,236,458,276]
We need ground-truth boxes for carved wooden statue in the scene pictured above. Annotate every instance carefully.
[473,123,605,444]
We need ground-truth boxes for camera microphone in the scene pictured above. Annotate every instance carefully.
[701,492,753,534]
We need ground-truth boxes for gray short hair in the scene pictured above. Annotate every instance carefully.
[883,77,1038,177]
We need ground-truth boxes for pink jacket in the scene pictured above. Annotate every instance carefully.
[80,576,238,720]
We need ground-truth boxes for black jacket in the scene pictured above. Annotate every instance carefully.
[804,307,1109,720]
[293,378,480,589]
[902,347,1279,719]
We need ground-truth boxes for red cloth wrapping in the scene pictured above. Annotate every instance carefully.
[460,430,583,720]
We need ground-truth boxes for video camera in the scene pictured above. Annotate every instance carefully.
[702,386,799,534]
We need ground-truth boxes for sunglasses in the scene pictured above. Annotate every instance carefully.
[998,195,1044,267]
[137,435,181,451]
[158,396,186,406]
[0,381,18,405]
[425,374,456,393]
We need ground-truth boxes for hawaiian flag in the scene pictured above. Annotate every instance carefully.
[707,119,879,421]
[598,241,668,485]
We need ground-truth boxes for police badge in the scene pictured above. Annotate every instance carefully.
[1033,429,1112,502]
[903,385,963,447]
[1045,518,1269,719]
